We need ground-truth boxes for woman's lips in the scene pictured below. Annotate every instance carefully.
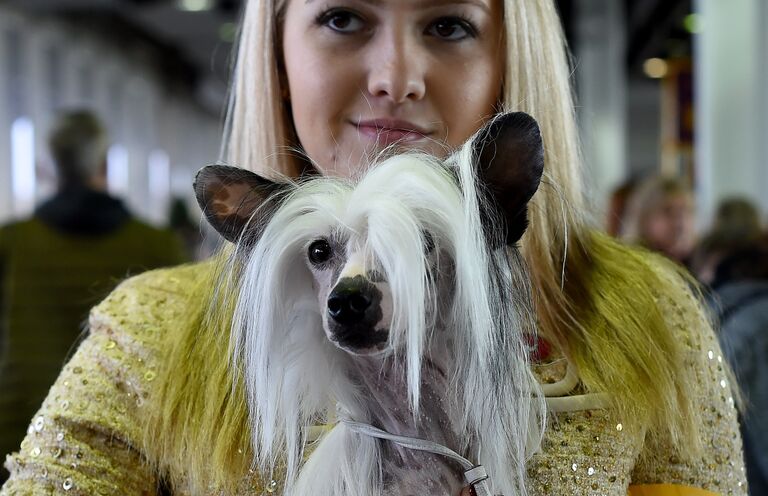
[353,120,432,146]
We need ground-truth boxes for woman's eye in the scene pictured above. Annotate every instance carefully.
[317,10,366,34]
[308,239,333,265]
[427,17,477,41]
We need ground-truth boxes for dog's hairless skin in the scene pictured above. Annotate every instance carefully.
[351,349,464,495]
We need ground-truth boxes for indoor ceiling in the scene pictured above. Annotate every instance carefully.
[1,0,690,107]
[2,0,242,111]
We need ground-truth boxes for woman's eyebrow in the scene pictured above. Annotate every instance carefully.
[305,0,490,13]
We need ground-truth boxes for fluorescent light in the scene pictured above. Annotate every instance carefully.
[107,144,129,196]
[148,150,170,201]
[177,0,213,12]
[11,117,36,217]
[643,58,669,79]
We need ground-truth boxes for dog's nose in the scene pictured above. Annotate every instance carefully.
[328,277,373,324]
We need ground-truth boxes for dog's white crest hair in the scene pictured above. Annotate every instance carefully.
[227,145,544,495]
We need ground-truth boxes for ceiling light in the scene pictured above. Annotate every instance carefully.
[176,0,213,12]
[643,58,668,79]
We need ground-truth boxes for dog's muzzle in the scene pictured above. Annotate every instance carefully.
[327,275,387,350]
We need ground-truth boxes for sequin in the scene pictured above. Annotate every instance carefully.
[720,379,727,389]
[571,463,577,472]
[30,447,41,457]
[144,371,157,382]
[63,477,73,491]
[73,366,83,374]
[33,417,44,432]
[708,350,715,360]
[0,263,747,496]
[615,423,623,432]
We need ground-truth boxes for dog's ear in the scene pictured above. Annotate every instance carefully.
[473,112,544,245]
[194,164,289,244]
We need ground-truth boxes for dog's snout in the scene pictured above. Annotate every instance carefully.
[328,277,374,324]
[328,293,371,322]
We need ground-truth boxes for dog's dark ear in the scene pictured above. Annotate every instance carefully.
[194,164,289,244]
[473,112,544,245]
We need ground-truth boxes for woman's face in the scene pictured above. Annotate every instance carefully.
[641,194,696,262]
[281,0,504,177]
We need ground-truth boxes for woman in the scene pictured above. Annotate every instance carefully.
[1,1,745,495]
[622,176,697,266]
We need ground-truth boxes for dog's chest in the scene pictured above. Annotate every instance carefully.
[381,450,464,496]
[356,358,466,495]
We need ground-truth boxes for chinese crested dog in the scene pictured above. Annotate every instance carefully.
[195,113,545,496]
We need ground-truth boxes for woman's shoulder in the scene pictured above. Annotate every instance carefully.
[89,261,213,349]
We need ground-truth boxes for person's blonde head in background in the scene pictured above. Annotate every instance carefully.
[48,109,109,190]
[623,175,696,264]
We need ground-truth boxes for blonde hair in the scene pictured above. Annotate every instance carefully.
[144,0,704,491]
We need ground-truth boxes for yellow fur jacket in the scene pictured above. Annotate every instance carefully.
[1,262,747,495]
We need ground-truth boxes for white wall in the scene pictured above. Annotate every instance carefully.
[575,0,628,217]
[0,6,221,225]
[695,0,768,226]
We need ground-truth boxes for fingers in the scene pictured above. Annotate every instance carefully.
[460,487,476,496]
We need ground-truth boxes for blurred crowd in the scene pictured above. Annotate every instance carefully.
[609,175,768,494]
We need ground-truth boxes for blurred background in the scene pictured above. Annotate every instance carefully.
[0,0,765,236]
[0,1,767,490]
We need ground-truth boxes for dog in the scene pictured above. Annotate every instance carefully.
[195,112,545,496]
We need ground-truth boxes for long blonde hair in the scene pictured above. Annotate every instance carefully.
[144,0,703,492]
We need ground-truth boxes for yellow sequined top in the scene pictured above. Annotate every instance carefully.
[1,263,748,495]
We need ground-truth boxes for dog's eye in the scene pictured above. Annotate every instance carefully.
[308,239,333,265]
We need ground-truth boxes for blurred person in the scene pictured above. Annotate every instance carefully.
[707,237,768,495]
[711,198,763,241]
[0,109,186,477]
[605,178,638,237]
[168,197,203,260]
[691,198,763,286]
[623,175,697,265]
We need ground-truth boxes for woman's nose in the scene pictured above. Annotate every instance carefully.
[366,30,426,103]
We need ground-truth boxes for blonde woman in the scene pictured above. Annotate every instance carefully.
[622,176,697,265]
[2,1,745,495]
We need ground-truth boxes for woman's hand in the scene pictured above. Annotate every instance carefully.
[460,487,475,496]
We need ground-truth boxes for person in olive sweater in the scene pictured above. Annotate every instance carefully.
[0,110,186,476]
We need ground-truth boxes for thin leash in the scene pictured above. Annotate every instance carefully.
[339,417,499,496]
